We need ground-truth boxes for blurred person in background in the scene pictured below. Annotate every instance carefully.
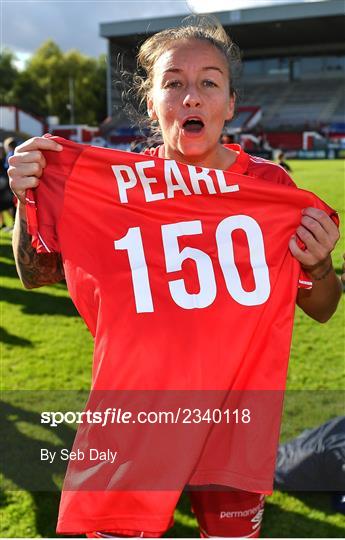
[277,151,292,173]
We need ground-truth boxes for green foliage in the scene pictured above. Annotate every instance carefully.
[0,49,19,103]
[3,40,107,124]
[1,160,344,537]
[8,71,47,118]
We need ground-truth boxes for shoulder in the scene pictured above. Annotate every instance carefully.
[246,154,296,187]
[224,144,296,187]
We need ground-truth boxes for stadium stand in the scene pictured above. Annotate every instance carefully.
[100,0,345,152]
[241,79,345,129]
[331,93,345,124]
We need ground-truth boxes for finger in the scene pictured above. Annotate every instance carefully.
[301,215,334,250]
[302,207,339,237]
[10,177,40,204]
[296,227,330,264]
[296,225,321,253]
[15,136,63,154]
[9,150,46,169]
[10,175,40,193]
[288,236,314,267]
[8,161,44,180]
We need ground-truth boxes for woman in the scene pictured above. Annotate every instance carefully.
[8,18,341,539]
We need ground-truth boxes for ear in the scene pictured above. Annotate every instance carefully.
[147,96,158,121]
[225,93,236,121]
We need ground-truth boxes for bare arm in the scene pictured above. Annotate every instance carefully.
[296,255,342,323]
[8,137,64,289]
[12,202,64,289]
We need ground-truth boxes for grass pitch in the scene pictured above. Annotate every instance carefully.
[1,159,344,538]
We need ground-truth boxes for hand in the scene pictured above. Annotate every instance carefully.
[8,137,63,204]
[289,207,339,279]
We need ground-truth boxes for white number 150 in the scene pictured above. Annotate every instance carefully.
[114,216,270,313]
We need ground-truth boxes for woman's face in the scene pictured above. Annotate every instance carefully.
[147,39,235,166]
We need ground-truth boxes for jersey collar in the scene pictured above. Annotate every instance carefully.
[224,144,250,174]
[146,143,250,175]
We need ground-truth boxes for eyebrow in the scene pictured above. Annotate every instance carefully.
[163,66,224,75]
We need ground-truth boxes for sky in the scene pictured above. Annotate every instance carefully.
[1,0,327,68]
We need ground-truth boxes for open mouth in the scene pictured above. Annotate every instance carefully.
[182,118,205,133]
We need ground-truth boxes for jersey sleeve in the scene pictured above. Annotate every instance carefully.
[298,268,313,289]
[274,164,296,187]
[26,135,85,253]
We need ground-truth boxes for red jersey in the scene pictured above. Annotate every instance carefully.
[145,143,297,187]
[26,137,337,535]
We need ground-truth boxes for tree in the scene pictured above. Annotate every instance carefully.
[83,54,107,124]
[9,71,47,118]
[61,50,107,124]
[26,40,66,119]
[0,49,19,103]
[5,41,107,125]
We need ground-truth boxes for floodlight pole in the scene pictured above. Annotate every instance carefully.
[69,76,75,124]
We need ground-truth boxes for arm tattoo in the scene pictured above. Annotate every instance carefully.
[12,215,65,289]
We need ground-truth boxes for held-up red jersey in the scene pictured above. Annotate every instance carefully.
[26,137,337,535]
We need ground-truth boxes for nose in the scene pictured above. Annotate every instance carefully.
[183,86,201,108]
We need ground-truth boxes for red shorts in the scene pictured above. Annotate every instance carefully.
[87,488,265,538]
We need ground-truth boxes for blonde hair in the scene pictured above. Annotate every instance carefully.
[135,16,240,109]
[121,16,241,143]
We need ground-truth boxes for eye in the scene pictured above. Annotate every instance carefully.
[203,79,217,87]
[164,80,182,89]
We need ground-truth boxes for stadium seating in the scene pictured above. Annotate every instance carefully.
[332,93,345,124]
[240,78,345,130]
